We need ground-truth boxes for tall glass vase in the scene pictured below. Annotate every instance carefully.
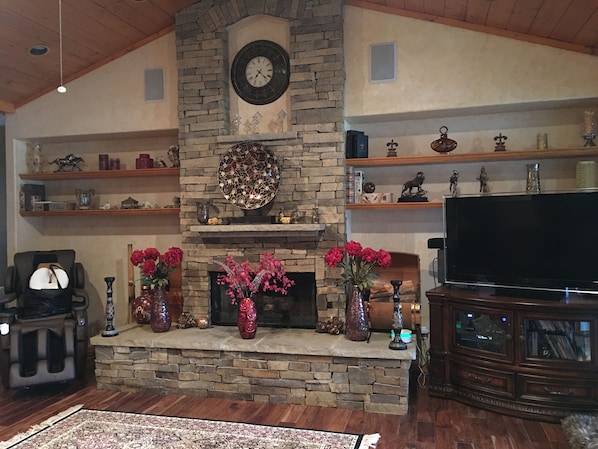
[237,296,257,339]
[345,285,369,341]
[150,286,171,333]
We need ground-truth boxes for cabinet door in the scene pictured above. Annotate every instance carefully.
[452,306,513,361]
[523,318,591,363]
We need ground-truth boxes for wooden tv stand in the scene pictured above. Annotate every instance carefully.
[426,286,598,422]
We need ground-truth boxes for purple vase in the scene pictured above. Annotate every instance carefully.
[345,285,369,341]
[150,286,171,332]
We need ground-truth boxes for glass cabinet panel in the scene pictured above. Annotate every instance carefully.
[525,319,591,362]
[454,308,510,355]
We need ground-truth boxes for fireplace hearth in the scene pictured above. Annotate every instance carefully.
[210,272,317,329]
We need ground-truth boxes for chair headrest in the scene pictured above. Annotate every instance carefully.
[29,264,69,290]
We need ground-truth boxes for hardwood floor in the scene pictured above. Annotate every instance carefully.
[0,354,570,449]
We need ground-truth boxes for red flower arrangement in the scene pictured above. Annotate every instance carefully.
[216,253,295,303]
[325,240,392,291]
[130,247,183,289]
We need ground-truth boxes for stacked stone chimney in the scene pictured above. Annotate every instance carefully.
[176,0,348,323]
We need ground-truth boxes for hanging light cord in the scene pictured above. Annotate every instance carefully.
[57,0,66,93]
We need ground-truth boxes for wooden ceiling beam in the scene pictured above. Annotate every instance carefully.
[0,100,15,114]
[346,0,597,56]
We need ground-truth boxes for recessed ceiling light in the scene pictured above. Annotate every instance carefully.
[29,45,49,56]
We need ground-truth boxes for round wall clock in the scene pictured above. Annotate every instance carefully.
[231,40,290,105]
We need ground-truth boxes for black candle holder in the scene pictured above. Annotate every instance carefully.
[389,280,407,350]
[102,276,118,337]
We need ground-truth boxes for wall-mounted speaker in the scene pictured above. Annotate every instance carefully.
[370,43,396,83]
[144,68,165,101]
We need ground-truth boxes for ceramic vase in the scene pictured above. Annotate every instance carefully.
[132,285,152,324]
[150,286,171,333]
[345,285,369,341]
[237,297,257,339]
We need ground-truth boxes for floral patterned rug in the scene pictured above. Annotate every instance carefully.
[1,405,380,449]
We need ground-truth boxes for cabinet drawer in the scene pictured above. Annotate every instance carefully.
[519,375,596,404]
[451,361,515,398]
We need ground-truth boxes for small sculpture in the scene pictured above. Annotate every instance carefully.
[311,207,320,224]
[363,181,376,193]
[196,200,212,224]
[431,126,458,154]
[32,143,43,173]
[291,210,301,224]
[231,113,242,135]
[494,133,507,151]
[50,153,85,172]
[477,166,490,194]
[168,145,180,167]
[277,110,287,133]
[121,196,139,209]
[449,170,459,197]
[386,139,398,157]
[399,171,427,202]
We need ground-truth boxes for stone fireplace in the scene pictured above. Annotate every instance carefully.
[210,271,317,328]
[176,1,348,325]
[91,3,418,414]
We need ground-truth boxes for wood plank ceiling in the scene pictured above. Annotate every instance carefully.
[0,0,596,114]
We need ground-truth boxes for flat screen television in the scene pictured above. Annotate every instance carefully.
[443,191,598,297]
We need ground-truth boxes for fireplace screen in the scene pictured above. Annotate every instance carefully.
[209,272,317,329]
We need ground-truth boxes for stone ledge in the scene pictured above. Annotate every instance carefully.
[189,223,326,239]
[91,325,417,361]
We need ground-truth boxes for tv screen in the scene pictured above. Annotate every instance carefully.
[444,191,598,296]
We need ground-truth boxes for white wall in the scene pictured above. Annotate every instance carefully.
[343,6,598,327]
[344,7,598,117]
[5,33,181,334]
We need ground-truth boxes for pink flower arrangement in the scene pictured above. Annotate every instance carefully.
[130,247,183,289]
[216,253,295,303]
[325,241,392,291]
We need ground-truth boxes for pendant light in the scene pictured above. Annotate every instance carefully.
[57,0,67,93]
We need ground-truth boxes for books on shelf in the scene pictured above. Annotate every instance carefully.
[346,130,369,158]
[528,319,591,362]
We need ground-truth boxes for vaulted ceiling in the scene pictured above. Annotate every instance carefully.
[0,0,596,114]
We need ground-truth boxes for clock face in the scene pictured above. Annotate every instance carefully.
[231,40,290,105]
[245,56,274,88]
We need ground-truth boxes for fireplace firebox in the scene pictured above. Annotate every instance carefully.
[209,272,317,328]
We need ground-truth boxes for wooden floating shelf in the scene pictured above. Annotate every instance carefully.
[346,148,598,167]
[346,202,443,210]
[20,208,180,217]
[19,167,179,180]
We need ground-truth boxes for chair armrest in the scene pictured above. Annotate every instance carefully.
[72,288,89,311]
[0,308,17,323]
[0,292,17,310]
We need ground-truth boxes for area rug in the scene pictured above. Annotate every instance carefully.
[561,414,598,449]
[1,405,380,449]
